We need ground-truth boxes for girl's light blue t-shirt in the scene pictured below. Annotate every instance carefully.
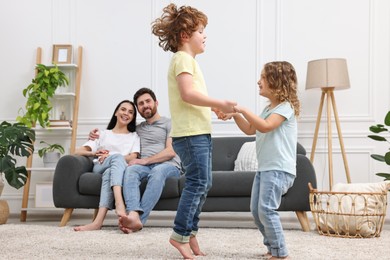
[255,102,297,176]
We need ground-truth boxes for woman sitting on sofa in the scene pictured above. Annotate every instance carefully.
[73,100,140,231]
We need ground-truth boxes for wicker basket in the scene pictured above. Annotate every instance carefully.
[309,183,387,238]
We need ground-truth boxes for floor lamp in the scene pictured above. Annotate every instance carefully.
[306,58,352,190]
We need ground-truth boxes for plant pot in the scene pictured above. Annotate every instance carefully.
[43,152,61,168]
[0,199,9,224]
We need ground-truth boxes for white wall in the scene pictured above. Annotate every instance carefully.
[1,0,390,216]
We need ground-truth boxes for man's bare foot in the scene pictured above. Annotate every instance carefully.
[118,211,143,233]
[73,222,102,231]
[169,238,194,259]
[189,236,206,256]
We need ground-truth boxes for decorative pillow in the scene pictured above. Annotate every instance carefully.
[319,181,390,237]
[234,141,258,171]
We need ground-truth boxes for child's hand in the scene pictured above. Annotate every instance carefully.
[220,100,237,114]
[212,108,235,121]
[233,105,244,113]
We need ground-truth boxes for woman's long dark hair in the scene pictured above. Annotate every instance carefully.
[106,100,137,132]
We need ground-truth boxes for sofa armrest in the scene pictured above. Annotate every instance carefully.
[278,154,317,211]
[52,155,93,207]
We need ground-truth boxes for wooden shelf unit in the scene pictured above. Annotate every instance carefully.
[20,46,83,222]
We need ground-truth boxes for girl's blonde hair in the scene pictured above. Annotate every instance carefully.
[151,3,208,53]
[263,61,300,117]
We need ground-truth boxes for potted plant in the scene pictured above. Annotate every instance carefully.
[367,110,390,180]
[17,64,69,128]
[38,141,65,168]
[0,121,35,224]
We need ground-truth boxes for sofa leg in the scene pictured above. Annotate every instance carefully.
[295,211,310,232]
[59,208,74,227]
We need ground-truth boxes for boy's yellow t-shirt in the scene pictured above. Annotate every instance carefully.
[168,51,212,137]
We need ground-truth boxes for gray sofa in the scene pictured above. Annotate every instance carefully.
[53,136,317,231]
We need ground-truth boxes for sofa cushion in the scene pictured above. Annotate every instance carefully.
[234,141,257,171]
[206,171,256,197]
[212,136,255,171]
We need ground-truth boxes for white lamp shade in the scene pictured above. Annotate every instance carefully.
[306,58,350,90]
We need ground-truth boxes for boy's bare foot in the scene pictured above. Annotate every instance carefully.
[118,211,143,233]
[189,236,206,256]
[270,256,290,259]
[261,252,271,258]
[169,238,194,259]
[73,222,102,231]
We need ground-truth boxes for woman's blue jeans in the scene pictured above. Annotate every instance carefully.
[93,153,127,209]
[170,134,212,243]
[250,170,295,258]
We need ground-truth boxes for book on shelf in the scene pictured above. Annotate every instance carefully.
[49,120,71,127]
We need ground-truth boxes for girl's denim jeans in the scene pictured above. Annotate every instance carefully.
[250,170,295,258]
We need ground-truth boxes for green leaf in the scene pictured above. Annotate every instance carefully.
[376,173,390,181]
[367,135,387,142]
[385,151,390,165]
[369,125,387,133]
[4,166,28,189]
[370,154,385,162]
[385,111,390,126]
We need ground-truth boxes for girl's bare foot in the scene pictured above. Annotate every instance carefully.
[118,211,143,233]
[190,236,206,256]
[73,222,102,231]
[169,239,194,260]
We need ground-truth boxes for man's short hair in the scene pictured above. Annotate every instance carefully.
[133,88,157,106]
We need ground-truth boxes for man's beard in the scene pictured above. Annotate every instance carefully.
[140,106,157,119]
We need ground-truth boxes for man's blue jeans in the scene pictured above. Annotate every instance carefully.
[250,170,295,258]
[170,134,212,243]
[123,163,180,224]
[92,154,127,209]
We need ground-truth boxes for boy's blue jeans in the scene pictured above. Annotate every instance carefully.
[122,163,180,224]
[92,154,127,209]
[250,170,295,258]
[170,134,212,243]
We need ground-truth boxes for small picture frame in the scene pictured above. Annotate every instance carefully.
[52,44,72,64]
[35,182,55,208]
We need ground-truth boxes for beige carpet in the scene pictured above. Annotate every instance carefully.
[0,224,389,259]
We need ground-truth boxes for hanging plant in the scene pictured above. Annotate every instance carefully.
[17,64,69,128]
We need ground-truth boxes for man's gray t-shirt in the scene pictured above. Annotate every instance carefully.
[136,116,181,169]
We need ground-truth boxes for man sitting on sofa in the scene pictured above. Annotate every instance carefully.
[89,87,181,232]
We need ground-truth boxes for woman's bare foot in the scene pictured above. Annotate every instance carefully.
[189,236,206,256]
[118,211,143,233]
[73,222,102,231]
[115,202,126,216]
[169,239,194,259]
